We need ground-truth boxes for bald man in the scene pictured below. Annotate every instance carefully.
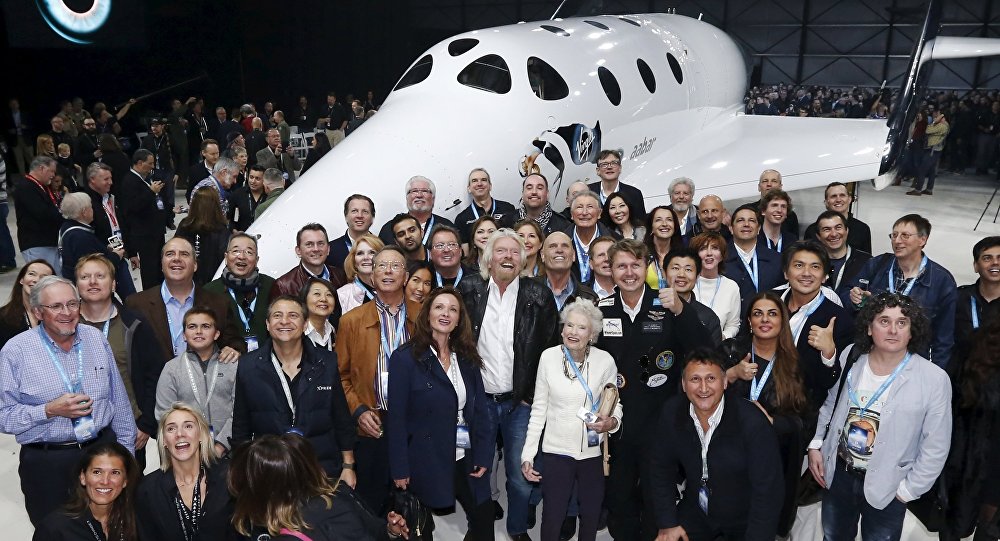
[754,169,799,237]
[693,195,732,240]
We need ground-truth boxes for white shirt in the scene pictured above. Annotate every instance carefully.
[304,319,335,351]
[478,277,519,394]
[621,290,644,322]
[592,278,615,300]
[734,242,756,266]
[690,396,726,479]
[694,275,742,339]
[434,349,468,461]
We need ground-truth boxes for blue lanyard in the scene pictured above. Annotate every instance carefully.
[748,344,775,402]
[741,250,759,292]
[971,296,980,330]
[573,228,593,283]
[471,199,496,220]
[39,326,84,393]
[345,237,354,253]
[696,277,721,308]
[435,266,463,288]
[653,261,666,289]
[847,353,912,418]
[379,304,407,359]
[767,234,782,253]
[790,292,825,343]
[228,289,257,333]
[563,346,598,412]
[888,255,927,296]
[355,277,374,300]
[421,216,436,246]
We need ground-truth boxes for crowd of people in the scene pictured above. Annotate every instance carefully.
[0,87,997,541]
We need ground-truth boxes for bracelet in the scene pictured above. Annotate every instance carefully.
[342,463,355,471]
[386,524,400,539]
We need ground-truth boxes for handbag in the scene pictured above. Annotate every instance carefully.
[390,486,433,538]
[596,383,620,476]
[908,474,948,532]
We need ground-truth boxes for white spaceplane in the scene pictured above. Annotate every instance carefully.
[247,0,1000,277]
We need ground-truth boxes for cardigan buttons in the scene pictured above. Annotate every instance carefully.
[426,382,433,389]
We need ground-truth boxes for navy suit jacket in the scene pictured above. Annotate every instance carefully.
[723,240,784,318]
[387,343,495,508]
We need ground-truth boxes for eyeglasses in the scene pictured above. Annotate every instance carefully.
[888,232,919,241]
[376,262,406,272]
[597,160,621,168]
[407,188,433,195]
[228,248,256,257]
[39,300,81,313]
[432,242,459,251]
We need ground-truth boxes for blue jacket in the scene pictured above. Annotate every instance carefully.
[387,342,495,509]
[847,253,957,368]
[724,240,784,318]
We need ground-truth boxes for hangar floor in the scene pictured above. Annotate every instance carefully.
[2,171,996,540]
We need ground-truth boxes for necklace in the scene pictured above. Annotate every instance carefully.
[562,345,590,380]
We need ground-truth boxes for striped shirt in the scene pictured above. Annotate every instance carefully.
[0,324,136,451]
[374,297,408,411]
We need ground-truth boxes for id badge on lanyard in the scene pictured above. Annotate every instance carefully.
[456,425,471,449]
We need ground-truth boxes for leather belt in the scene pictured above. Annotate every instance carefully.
[837,457,866,478]
[489,392,514,402]
[25,431,105,451]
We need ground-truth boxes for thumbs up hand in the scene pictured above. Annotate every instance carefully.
[808,316,837,359]
[659,287,683,316]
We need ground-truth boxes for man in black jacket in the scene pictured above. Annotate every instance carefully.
[232,296,357,480]
[588,149,647,219]
[596,239,712,541]
[456,229,560,541]
[813,211,872,302]
[803,182,872,254]
[141,118,178,229]
[120,149,166,289]
[14,156,62,271]
[647,348,784,541]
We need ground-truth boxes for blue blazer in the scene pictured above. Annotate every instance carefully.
[387,342,495,509]
[723,240,784,318]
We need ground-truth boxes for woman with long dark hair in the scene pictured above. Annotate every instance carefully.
[464,215,499,272]
[387,287,495,540]
[33,442,139,541]
[301,132,332,175]
[302,277,340,351]
[941,315,1000,540]
[643,205,683,288]
[137,403,236,541]
[719,291,808,537]
[230,433,409,540]
[601,192,645,241]
[0,259,54,346]
[176,189,231,286]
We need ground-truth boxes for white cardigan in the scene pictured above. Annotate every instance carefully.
[693,275,742,339]
[522,345,623,463]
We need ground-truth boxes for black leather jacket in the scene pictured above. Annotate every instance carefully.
[457,274,560,404]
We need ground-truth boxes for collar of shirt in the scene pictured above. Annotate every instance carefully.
[620,290,645,322]
[689,395,726,444]
[593,280,614,299]
[38,324,83,351]
[301,263,330,281]
[601,180,621,198]
[734,242,756,265]
[305,319,335,347]
[374,295,405,317]
[487,275,520,301]
[160,281,195,307]
[130,168,148,183]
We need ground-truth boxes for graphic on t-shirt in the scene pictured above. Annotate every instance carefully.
[838,382,887,471]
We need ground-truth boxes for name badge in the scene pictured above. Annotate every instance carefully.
[456,425,471,449]
[576,407,597,424]
[646,373,669,388]
[245,335,259,352]
[641,321,663,334]
[698,484,710,514]
[603,318,623,337]
[72,414,97,443]
[586,428,600,447]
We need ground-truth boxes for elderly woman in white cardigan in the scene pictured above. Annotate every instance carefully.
[521,298,623,541]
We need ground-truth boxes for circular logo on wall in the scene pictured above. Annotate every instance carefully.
[36,0,112,44]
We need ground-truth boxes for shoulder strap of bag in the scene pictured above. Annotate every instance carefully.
[820,343,863,439]
[278,529,314,541]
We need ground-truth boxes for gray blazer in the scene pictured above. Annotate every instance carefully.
[812,347,952,509]
[155,350,238,450]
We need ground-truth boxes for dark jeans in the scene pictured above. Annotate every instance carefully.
[19,429,116,526]
[540,454,604,541]
[822,461,906,541]
[915,149,942,191]
[0,202,16,267]
[486,399,538,536]
[356,433,391,514]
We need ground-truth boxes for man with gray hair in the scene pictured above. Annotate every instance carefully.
[190,156,239,215]
[256,128,301,184]
[0,275,136,526]
[254,167,286,220]
[667,177,698,242]
[377,175,456,248]
[457,229,560,541]
[560,180,590,221]
[58,192,125,282]
[14,155,63,271]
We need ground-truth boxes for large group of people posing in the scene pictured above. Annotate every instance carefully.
[0,143,997,541]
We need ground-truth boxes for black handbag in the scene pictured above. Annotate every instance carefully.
[908,475,948,532]
[390,486,434,538]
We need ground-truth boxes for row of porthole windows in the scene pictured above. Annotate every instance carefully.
[395,34,684,107]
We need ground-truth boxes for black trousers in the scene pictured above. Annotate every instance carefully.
[356,434,391,514]
[540,454,604,541]
[19,429,116,527]
[607,439,657,541]
[132,235,165,290]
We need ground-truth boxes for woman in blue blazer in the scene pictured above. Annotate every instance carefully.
[387,286,496,541]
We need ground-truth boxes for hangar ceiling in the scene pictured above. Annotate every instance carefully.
[402,0,1000,89]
